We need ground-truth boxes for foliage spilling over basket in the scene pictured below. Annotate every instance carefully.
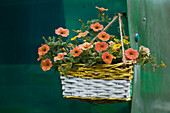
[37,6,166,103]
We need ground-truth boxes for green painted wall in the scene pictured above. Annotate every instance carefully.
[0,0,131,113]
[127,0,170,113]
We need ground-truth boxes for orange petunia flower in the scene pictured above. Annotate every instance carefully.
[102,52,113,64]
[54,52,67,61]
[98,32,110,41]
[77,31,89,38]
[70,47,83,57]
[124,56,136,64]
[125,48,139,60]
[90,22,103,32]
[95,6,108,13]
[79,42,93,50]
[95,42,108,51]
[38,44,50,56]
[55,27,69,37]
[41,59,52,71]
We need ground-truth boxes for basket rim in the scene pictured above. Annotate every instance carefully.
[61,61,133,67]
[64,96,131,104]
[59,61,134,80]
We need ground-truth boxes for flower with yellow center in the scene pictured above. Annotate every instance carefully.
[38,44,50,56]
[102,52,113,64]
[70,47,82,57]
[95,6,108,13]
[98,32,110,41]
[41,59,52,71]
[79,42,93,50]
[55,27,69,37]
[113,44,121,49]
[77,31,89,38]
[95,42,108,51]
[90,22,103,32]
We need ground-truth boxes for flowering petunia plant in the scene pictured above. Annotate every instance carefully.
[37,6,166,74]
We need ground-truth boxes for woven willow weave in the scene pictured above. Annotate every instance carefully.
[60,62,134,80]
[60,62,134,103]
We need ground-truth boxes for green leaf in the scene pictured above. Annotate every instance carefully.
[90,62,96,66]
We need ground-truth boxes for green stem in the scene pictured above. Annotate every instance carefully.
[58,36,62,43]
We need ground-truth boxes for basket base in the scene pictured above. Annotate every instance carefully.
[64,96,131,104]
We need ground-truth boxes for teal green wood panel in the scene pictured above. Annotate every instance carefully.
[127,0,170,113]
[0,0,131,113]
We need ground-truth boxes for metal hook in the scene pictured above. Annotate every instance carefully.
[135,32,139,42]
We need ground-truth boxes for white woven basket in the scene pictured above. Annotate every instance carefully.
[60,75,132,103]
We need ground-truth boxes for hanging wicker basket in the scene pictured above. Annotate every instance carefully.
[59,13,134,104]
[60,62,134,103]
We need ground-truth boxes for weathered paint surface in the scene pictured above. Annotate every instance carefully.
[127,0,170,113]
